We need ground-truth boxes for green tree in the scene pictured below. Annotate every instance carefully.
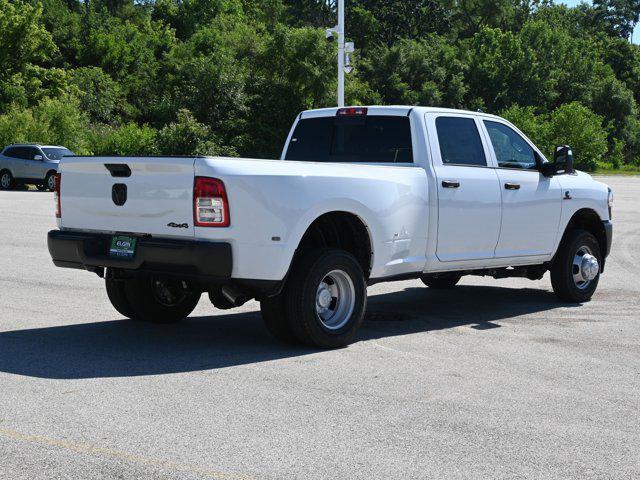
[501,102,609,171]
[0,95,90,152]
[547,102,608,171]
[244,25,335,157]
[361,36,467,107]
[593,0,640,39]
[0,0,58,107]
[500,104,548,148]
[156,109,236,155]
[69,67,129,124]
[349,0,453,46]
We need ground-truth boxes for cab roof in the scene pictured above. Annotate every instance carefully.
[300,105,504,121]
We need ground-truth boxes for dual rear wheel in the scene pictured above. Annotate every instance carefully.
[105,276,200,324]
[261,249,367,349]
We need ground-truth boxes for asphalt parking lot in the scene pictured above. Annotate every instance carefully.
[0,175,638,480]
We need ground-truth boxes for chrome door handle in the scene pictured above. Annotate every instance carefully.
[505,183,521,190]
[442,180,460,188]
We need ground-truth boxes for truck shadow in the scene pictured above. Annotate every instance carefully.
[0,285,577,379]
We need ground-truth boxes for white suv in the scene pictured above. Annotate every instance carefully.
[0,144,74,191]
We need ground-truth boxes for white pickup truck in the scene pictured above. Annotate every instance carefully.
[48,106,613,348]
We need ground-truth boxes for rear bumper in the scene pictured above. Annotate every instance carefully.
[47,230,232,282]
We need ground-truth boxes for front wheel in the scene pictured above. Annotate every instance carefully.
[121,276,201,323]
[283,249,367,349]
[551,229,602,303]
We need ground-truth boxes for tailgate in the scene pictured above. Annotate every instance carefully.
[59,156,196,238]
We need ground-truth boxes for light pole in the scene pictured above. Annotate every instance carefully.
[326,0,353,107]
[337,0,345,107]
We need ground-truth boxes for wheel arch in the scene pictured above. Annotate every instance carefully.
[555,208,608,270]
[292,211,374,279]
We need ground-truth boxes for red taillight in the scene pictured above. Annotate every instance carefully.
[193,177,229,227]
[337,107,368,116]
[54,173,61,218]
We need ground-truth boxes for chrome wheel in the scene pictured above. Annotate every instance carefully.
[572,245,599,290]
[0,172,11,189]
[315,269,355,330]
[150,278,190,307]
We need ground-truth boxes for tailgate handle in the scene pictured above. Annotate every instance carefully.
[105,163,131,178]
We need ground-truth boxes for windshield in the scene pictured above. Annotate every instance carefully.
[42,147,74,160]
[285,115,413,163]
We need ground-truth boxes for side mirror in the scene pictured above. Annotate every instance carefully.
[33,154,43,161]
[552,145,574,174]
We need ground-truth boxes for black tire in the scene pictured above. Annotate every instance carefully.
[123,276,201,323]
[44,171,57,191]
[0,170,14,190]
[105,277,136,319]
[260,293,298,344]
[208,287,236,310]
[551,229,602,303]
[420,273,462,289]
[284,249,367,349]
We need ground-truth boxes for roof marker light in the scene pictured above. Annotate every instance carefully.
[336,107,368,116]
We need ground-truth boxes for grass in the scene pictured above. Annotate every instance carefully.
[593,162,640,176]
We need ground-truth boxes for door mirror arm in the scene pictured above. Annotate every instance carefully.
[540,162,557,178]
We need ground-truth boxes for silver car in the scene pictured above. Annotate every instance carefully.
[0,144,74,191]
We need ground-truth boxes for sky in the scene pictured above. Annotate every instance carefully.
[559,0,639,43]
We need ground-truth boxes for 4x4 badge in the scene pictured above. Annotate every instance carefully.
[167,222,189,228]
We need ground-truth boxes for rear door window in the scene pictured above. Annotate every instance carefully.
[24,147,40,160]
[285,115,413,163]
[9,147,37,160]
[3,147,20,158]
[14,147,29,159]
[435,117,487,167]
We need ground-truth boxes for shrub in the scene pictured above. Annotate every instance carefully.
[156,109,236,156]
[90,123,158,156]
[546,102,607,172]
[500,105,548,148]
[0,95,90,152]
[500,102,608,171]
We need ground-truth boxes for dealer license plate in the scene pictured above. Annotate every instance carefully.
[109,235,137,259]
